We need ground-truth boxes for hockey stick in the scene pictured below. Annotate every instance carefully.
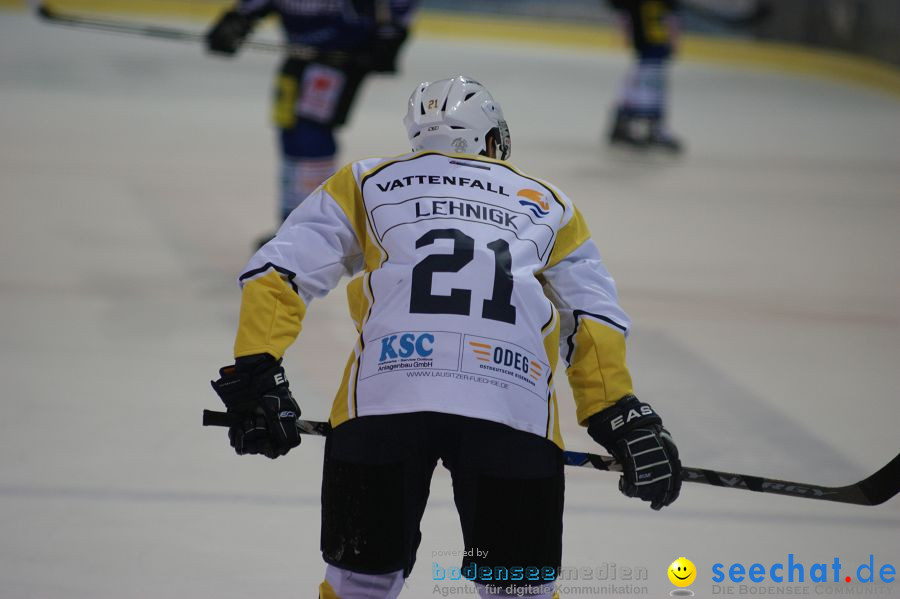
[34,3,353,64]
[202,409,899,506]
[679,0,771,29]
[204,410,333,437]
[565,451,900,506]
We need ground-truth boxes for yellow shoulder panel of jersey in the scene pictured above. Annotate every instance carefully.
[544,205,591,271]
[234,270,307,360]
[322,163,367,248]
[325,161,392,274]
[567,319,634,425]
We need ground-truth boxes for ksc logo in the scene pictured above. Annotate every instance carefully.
[379,333,435,362]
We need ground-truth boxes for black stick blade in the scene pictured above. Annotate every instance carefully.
[683,453,900,506]
[855,452,900,506]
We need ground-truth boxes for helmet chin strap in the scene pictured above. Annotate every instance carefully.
[482,136,497,159]
[481,130,508,160]
[481,125,510,161]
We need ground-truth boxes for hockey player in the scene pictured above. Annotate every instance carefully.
[605,0,683,151]
[205,0,417,240]
[210,76,682,598]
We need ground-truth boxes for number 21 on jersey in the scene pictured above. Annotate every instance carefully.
[409,228,517,325]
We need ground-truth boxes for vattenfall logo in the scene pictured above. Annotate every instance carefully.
[379,332,435,362]
[517,188,550,218]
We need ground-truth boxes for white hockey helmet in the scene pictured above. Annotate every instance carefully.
[403,76,511,160]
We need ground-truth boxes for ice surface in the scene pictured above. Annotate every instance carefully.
[1,11,898,598]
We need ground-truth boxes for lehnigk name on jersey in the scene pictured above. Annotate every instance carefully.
[375,175,509,196]
[415,199,518,229]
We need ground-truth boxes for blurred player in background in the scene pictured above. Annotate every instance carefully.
[605,0,683,152]
[206,0,418,243]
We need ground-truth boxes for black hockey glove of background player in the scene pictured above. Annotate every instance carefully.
[210,354,301,459]
[205,10,255,56]
[588,395,682,510]
[368,25,409,73]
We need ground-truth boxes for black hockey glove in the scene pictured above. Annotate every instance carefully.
[210,354,301,459]
[587,395,681,510]
[368,25,409,73]
[205,10,255,56]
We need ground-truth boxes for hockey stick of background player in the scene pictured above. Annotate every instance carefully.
[679,0,772,29]
[202,409,899,506]
[33,2,354,64]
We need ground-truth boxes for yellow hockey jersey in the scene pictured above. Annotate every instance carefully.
[234,151,634,448]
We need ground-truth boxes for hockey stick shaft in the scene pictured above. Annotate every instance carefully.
[567,451,899,506]
[201,410,899,506]
[35,3,352,63]
[203,409,331,436]
[679,0,771,28]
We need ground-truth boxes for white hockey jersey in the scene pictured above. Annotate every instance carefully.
[234,151,634,448]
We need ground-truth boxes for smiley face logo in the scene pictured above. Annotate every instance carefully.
[668,557,696,587]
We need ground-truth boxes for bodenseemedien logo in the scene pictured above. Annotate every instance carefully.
[668,557,696,596]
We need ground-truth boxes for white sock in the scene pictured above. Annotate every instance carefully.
[323,564,405,599]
